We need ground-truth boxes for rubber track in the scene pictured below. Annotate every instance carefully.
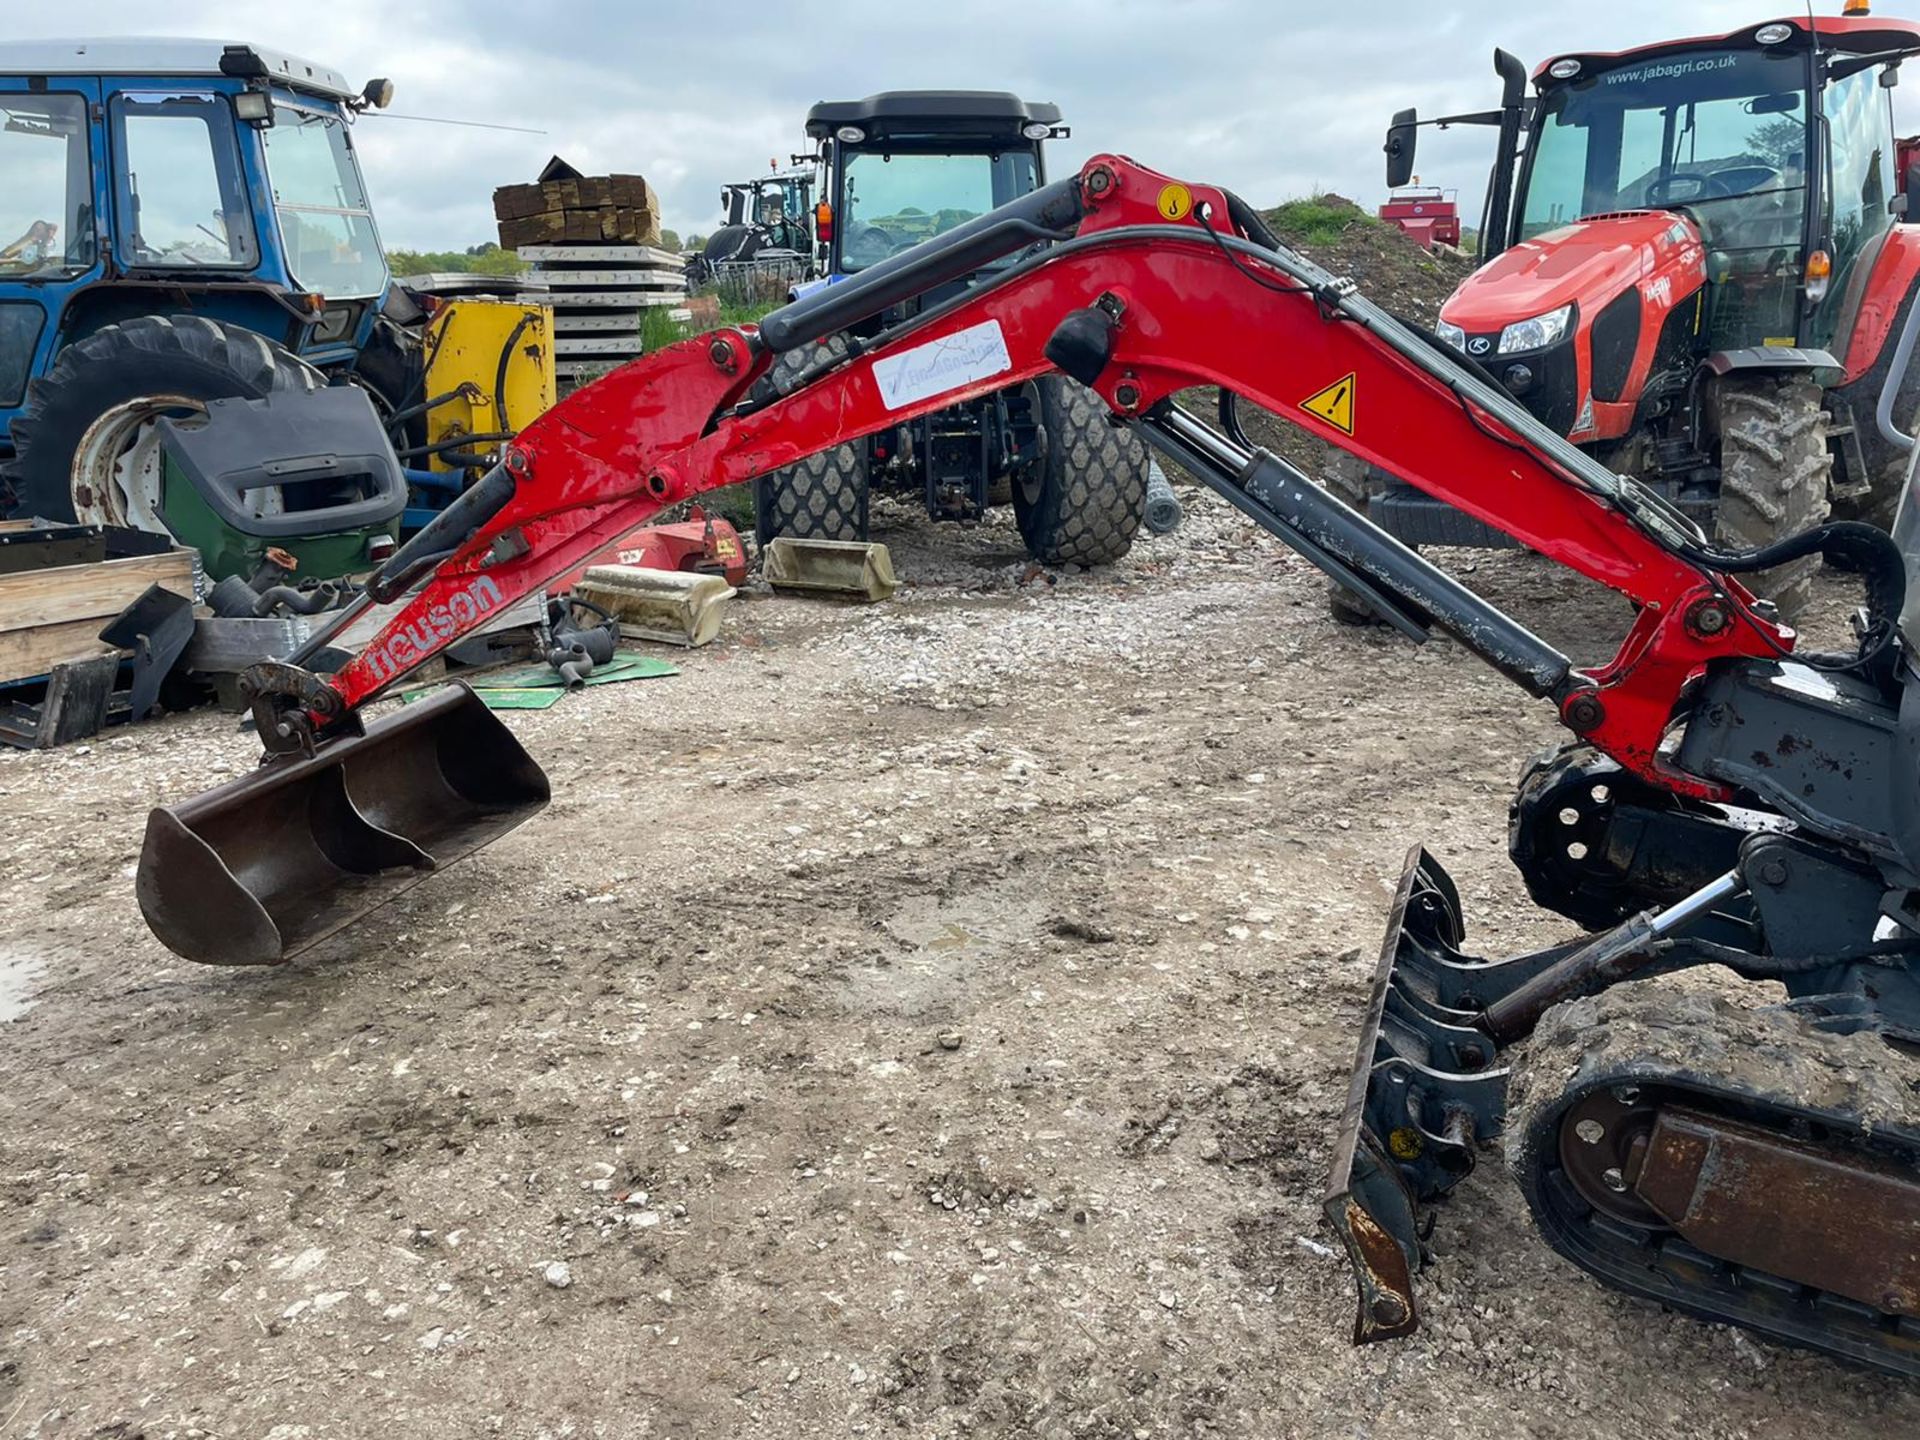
[1506,979,1920,1377]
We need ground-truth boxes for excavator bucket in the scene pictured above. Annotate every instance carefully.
[574,564,737,647]
[136,684,548,966]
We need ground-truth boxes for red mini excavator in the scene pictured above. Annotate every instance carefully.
[135,146,1920,1375]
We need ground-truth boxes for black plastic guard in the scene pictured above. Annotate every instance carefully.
[156,387,407,540]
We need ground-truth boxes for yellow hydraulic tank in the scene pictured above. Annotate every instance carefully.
[421,299,556,474]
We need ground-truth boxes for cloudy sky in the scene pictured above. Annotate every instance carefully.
[13,2,1920,251]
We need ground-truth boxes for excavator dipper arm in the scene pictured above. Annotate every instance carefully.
[148,152,1817,970]
[321,154,1787,798]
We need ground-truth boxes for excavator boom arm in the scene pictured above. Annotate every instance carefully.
[323,154,1785,798]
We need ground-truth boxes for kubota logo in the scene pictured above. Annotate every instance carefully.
[1467,336,1492,355]
[363,575,505,682]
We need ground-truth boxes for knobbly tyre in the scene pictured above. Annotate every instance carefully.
[136,149,1920,1376]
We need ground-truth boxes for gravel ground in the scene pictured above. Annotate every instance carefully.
[0,485,1913,1440]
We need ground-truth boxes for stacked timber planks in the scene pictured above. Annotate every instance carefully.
[493,165,663,250]
[0,522,200,686]
[520,244,686,386]
[493,159,685,384]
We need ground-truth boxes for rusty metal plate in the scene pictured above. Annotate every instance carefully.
[1636,1106,1920,1317]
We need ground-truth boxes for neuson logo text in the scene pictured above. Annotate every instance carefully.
[363,575,504,682]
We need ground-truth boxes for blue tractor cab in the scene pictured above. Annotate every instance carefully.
[0,39,418,574]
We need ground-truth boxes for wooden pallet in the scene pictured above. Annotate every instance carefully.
[0,525,201,686]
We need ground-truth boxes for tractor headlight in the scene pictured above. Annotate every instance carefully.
[835,125,866,144]
[1433,318,1467,352]
[1498,303,1573,354]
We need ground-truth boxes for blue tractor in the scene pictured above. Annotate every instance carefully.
[0,39,425,576]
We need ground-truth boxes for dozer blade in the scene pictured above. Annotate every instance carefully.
[136,684,548,966]
[762,537,898,602]
[1322,845,1568,1343]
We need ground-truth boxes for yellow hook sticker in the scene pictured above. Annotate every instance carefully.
[1157,183,1194,222]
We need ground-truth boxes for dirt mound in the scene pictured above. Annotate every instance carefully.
[1262,192,1473,326]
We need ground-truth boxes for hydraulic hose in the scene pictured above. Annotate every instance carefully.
[367,463,517,604]
[492,312,537,436]
[395,433,516,459]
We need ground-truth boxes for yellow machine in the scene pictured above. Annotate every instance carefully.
[411,298,555,516]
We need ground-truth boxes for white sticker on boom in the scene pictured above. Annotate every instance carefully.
[872,319,1013,411]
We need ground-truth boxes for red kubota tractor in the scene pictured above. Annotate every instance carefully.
[131,142,1920,1376]
[1334,10,1920,619]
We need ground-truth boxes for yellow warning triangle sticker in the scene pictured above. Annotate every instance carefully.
[1300,373,1356,435]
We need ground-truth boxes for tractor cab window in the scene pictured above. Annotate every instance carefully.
[1521,49,1810,238]
[110,93,259,269]
[838,148,1039,272]
[262,105,388,299]
[0,93,95,281]
[1810,61,1895,348]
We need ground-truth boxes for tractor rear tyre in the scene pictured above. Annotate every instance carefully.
[1713,374,1832,620]
[3,315,323,530]
[752,336,870,546]
[1323,449,1384,626]
[1013,375,1147,567]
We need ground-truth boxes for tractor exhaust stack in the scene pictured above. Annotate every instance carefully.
[136,685,548,966]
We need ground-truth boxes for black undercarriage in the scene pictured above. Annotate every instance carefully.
[1138,383,1920,1377]
[1327,682,1920,1376]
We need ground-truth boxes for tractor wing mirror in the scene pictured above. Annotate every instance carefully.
[1385,109,1419,189]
